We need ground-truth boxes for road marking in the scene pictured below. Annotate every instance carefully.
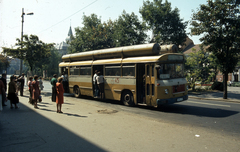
[187,101,231,107]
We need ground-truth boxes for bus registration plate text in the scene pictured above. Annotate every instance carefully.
[177,98,183,102]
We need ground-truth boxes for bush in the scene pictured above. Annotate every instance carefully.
[211,81,223,91]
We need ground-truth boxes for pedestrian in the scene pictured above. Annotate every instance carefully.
[28,76,33,104]
[96,71,104,99]
[32,75,41,109]
[39,76,44,90]
[56,77,64,113]
[51,74,57,102]
[0,79,5,111]
[61,72,68,93]
[7,76,19,109]
[93,70,98,97]
[0,73,7,106]
[19,73,25,96]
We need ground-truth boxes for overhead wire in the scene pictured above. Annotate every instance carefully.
[37,0,99,34]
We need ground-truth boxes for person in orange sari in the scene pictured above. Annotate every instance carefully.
[32,75,41,109]
[56,77,64,113]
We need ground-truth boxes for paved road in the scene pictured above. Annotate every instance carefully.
[1,79,240,152]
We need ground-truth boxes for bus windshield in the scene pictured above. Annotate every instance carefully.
[156,63,184,80]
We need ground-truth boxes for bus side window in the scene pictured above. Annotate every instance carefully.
[105,65,121,76]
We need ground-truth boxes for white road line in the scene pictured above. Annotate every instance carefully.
[187,101,231,107]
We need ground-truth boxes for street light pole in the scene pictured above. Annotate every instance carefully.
[20,8,33,75]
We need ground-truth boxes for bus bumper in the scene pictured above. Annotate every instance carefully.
[156,95,188,105]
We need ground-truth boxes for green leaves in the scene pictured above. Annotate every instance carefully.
[68,11,147,53]
[2,35,54,73]
[140,0,187,48]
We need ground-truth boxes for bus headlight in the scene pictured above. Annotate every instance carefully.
[165,89,168,94]
[186,85,189,90]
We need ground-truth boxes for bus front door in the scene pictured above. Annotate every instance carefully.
[145,64,155,106]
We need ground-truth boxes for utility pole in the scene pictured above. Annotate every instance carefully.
[20,8,33,75]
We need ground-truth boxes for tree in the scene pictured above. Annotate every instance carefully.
[114,11,147,47]
[0,54,10,73]
[185,46,213,91]
[43,47,62,77]
[2,35,54,74]
[190,0,240,99]
[140,0,188,48]
[68,14,115,53]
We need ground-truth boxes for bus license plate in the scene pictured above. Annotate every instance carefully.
[177,98,183,102]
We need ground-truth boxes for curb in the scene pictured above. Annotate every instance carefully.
[188,96,240,104]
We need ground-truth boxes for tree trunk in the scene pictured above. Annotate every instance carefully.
[223,72,228,99]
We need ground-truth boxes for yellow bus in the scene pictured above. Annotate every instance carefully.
[59,43,188,107]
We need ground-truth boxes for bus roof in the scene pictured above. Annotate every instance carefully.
[59,53,184,67]
[62,43,178,62]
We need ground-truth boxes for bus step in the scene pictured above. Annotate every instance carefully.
[137,103,147,106]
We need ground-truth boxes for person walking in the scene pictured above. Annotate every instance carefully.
[19,73,25,96]
[39,76,44,90]
[56,77,64,113]
[28,76,33,104]
[96,71,104,99]
[32,75,41,109]
[0,73,7,106]
[51,74,57,102]
[7,76,19,109]
[0,79,5,111]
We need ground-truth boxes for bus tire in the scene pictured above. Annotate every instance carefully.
[122,91,135,106]
[74,86,81,98]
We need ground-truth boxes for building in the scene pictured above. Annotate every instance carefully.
[55,26,73,56]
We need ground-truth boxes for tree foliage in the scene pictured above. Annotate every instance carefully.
[0,54,10,72]
[190,0,240,98]
[2,35,54,74]
[140,0,187,48]
[68,14,115,53]
[68,11,147,53]
[114,11,147,47]
[185,46,215,91]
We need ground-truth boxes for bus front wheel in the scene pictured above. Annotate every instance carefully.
[122,91,135,106]
[74,86,81,98]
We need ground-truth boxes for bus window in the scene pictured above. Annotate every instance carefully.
[105,65,121,76]
[70,67,80,75]
[156,63,184,79]
[122,64,135,77]
[80,66,91,75]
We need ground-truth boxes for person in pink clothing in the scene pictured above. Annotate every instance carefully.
[56,77,64,113]
[32,75,41,109]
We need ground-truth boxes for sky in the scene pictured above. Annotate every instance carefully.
[0,0,208,52]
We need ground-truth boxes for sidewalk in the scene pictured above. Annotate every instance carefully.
[188,86,240,103]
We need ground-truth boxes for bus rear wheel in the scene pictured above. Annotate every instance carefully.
[122,91,135,106]
[74,86,81,98]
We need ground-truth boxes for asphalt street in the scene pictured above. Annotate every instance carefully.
[0,78,240,152]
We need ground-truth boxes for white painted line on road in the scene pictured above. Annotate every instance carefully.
[187,101,231,107]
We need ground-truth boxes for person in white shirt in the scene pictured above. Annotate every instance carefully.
[93,70,98,97]
[96,72,104,99]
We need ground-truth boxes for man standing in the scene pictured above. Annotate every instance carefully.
[51,74,57,102]
[96,71,104,99]
[19,73,25,96]
[0,73,7,106]
[93,70,98,97]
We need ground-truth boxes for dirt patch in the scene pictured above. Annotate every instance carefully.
[97,109,118,114]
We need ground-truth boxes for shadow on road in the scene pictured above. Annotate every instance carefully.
[0,102,106,152]
[136,104,239,118]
